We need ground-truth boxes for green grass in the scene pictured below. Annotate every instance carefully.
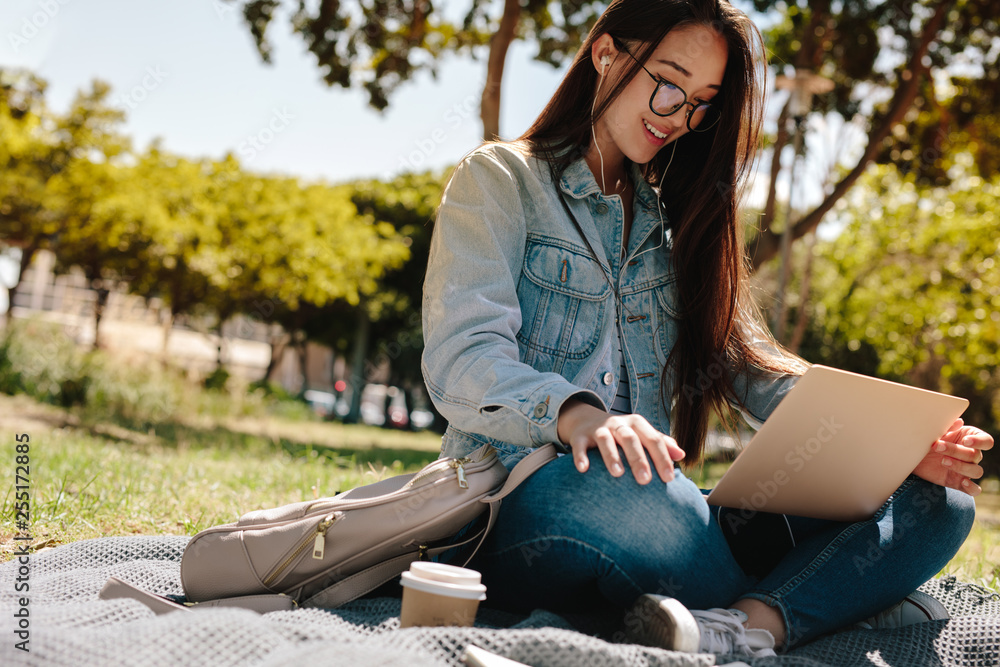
[1,391,997,594]
[0,393,443,557]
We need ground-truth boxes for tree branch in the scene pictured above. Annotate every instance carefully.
[760,97,791,236]
[747,0,955,270]
[480,0,520,141]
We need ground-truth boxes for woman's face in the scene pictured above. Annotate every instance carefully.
[595,24,729,164]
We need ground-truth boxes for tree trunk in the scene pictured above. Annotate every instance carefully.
[92,286,110,351]
[296,332,309,396]
[6,243,39,314]
[759,98,792,238]
[793,0,831,71]
[345,305,371,424]
[161,309,174,363]
[788,232,818,355]
[263,327,289,384]
[774,116,807,341]
[746,0,954,270]
[401,383,417,431]
[215,316,227,369]
[480,0,520,141]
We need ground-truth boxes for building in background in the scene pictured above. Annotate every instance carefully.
[6,249,337,395]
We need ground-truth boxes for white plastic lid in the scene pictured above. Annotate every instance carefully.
[400,562,487,600]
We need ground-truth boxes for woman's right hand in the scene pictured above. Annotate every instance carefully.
[556,398,685,484]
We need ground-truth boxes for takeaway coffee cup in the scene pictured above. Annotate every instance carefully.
[399,562,487,628]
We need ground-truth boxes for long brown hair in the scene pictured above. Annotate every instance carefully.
[515,0,807,464]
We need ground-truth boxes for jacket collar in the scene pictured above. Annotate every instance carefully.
[558,153,661,213]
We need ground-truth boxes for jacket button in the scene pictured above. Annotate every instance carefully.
[602,372,614,386]
[533,402,547,418]
[595,203,609,215]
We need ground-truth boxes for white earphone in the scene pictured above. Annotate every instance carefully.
[593,54,612,192]
[590,47,673,262]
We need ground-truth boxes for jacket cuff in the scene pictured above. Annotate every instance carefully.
[522,384,606,446]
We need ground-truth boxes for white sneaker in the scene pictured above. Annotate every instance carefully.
[624,594,777,658]
[855,590,949,630]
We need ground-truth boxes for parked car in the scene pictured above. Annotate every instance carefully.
[306,384,435,431]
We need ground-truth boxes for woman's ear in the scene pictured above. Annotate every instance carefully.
[591,33,618,75]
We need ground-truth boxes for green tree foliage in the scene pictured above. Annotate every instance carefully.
[1,68,414,373]
[228,1,998,271]
[224,0,606,138]
[298,169,447,423]
[347,169,445,368]
[802,162,999,450]
[0,72,130,303]
[751,0,999,268]
[0,70,49,253]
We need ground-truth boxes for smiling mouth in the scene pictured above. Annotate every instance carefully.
[643,119,670,140]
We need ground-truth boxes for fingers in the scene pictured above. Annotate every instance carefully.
[942,418,965,439]
[935,427,992,462]
[941,455,984,481]
[962,429,995,453]
[931,425,993,492]
[567,425,628,478]
[569,436,591,474]
[959,478,982,497]
[567,413,681,485]
[596,425,627,478]
[631,420,680,483]
[948,472,982,497]
[935,465,982,496]
[607,423,647,483]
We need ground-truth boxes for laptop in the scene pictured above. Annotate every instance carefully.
[705,364,969,522]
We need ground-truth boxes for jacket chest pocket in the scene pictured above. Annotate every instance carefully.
[516,237,611,372]
[653,279,682,367]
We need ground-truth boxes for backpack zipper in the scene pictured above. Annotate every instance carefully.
[451,458,469,488]
[406,454,474,489]
[263,512,341,587]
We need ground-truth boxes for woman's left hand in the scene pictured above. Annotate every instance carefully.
[912,418,994,496]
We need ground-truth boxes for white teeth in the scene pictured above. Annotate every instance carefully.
[643,119,668,139]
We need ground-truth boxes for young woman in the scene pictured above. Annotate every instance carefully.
[420,0,992,657]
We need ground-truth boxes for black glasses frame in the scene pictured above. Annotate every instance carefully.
[610,36,721,133]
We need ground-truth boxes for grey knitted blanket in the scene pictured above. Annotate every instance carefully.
[2,536,998,666]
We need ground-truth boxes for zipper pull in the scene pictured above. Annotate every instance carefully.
[451,459,469,489]
[312,514,337,560]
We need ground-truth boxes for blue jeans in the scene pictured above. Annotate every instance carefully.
[468,450,975,647]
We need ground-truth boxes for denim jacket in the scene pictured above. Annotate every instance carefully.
[421,141,800,469]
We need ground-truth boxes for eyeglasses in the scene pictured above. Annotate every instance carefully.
[611,37,721,133]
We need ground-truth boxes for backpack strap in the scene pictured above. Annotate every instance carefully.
[458,442,559,565]
[100,576,296,614]
[301,443,559,609]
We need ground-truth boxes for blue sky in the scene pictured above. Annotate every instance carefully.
[1,0,570,184]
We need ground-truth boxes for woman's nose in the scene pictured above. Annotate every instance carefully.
[663,110,686,131]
